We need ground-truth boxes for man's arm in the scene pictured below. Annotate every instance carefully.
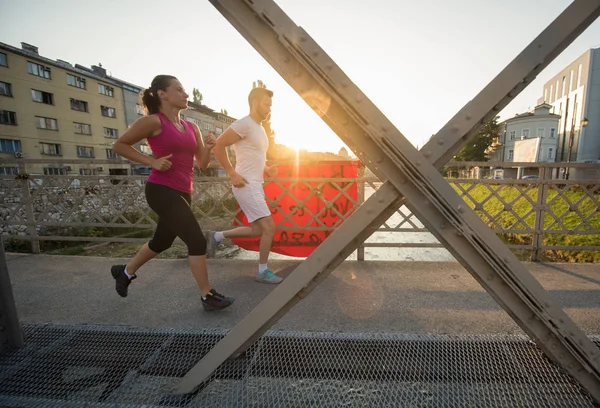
[214,128,247,187]
[191,124,214,169]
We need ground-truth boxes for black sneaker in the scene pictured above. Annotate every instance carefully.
[202,289,234,311]
[111,264,136,297]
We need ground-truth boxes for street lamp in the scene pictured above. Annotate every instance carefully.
[565,117,589,180]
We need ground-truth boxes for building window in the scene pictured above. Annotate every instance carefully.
[28,61,51,79]
[106,149,117,159]
[103,127,118,138]
[31,89,54,105]
[36,116,58,130]
[216,127,223,135]
[73,122,92,135]
[203,122,216,131]
[569,70,574,92]
[536,128,545,138]
[0,81,12,97]
[187,117,201,127]
[521,128,530,138]
[101,106,116,118]
[508,149,514,161]
[509,130,516,140]
[140,144,152,155]
[79,168,99,175]
[0,167,19,175]
[550,128,556,138]
[70,98,88,112]
[0,111,17,125]
[98,84,114,97]
[548,147,554,159]
[40,142,62,156]
[76,146,94,158]
[0,139,21,153]
[44,167,68,176]
[0,52,7,67]
[67,74,86,89]
[136,104,144,115]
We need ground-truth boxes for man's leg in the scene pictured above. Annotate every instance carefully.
[253,215,281,284]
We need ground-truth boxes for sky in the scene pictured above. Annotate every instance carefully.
[2,0,599,153]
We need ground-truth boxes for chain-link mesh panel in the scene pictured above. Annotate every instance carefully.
[0,324,596,407]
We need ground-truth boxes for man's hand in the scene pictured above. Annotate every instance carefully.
[151,154,173,171]
[265,165,278,177]
[230,171,248,188]
[205,131,216,150]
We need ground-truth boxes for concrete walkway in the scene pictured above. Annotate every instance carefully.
[5,254,600,335]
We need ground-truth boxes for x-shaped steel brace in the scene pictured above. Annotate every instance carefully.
[173,0,600,401]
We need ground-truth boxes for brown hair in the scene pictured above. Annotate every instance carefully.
[248,87,273,109]
[141,75,177,115]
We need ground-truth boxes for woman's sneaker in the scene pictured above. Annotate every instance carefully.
[202,289,234,311]
[111,264,136,297]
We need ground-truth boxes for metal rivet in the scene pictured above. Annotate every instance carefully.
[423,150,432,158]
[437,138,444,145]
[465,115,472,121]
[326,64,332,70]
[457,205,465,213]
[452,127,459,133]
[300,36,307,42]
[416,160,421,166]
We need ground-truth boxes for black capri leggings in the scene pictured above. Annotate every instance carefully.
[145,182,207,256]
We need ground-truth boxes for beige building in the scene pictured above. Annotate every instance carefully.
[0,41,238,177]
[0,42,130,176]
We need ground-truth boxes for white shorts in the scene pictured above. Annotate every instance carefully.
[232,182,271,223]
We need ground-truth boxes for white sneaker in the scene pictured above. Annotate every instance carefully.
[255,269,283,284]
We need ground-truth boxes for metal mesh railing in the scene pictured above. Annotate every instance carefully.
[0,324,596,407]
[1,159,599,261]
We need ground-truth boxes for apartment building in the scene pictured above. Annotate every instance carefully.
[0,41,238,177]
[536,47,599,178]
[0,42,130,177]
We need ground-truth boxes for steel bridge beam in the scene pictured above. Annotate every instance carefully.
[173,0,600,401]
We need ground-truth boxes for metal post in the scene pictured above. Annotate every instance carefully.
[531,166,548,262]
[356,166,365,261]
[0,237,25,353]
[173,0,600,400]
[18,160,40,254]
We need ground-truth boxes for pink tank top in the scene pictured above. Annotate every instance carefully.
[147,112,198,193]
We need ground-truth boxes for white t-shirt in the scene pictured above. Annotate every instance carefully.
[229,115,269,183]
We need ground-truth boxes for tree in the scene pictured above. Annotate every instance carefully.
[453,117,501,162]
[192,88,202,105]
[220,108,228,115]
[252,80,278,159]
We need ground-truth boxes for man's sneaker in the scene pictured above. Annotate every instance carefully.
[255,269,283,284]
[111,264,136,297]
[202,289,234,311]
[206,231,219,258]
